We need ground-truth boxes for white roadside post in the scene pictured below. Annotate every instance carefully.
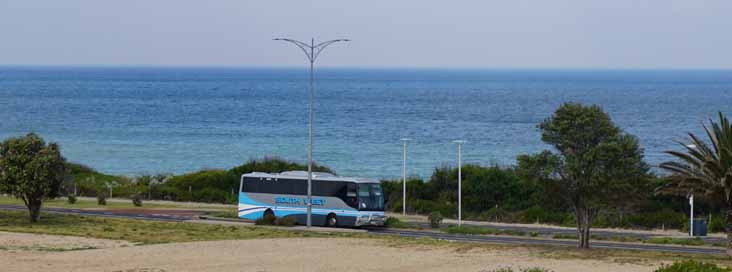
[400,138,412,216]
[453,140,466,227]
[690,194,694,237]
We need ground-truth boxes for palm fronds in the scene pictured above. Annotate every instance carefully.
[659,112,732,201]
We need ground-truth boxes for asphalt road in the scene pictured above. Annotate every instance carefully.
[403,219,727,245]
[0,205,725,255]
[367,228,725,255]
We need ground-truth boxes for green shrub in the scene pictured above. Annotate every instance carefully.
[708,215,725,233]
[97,192,107,205]
[384,217,402,228]
[655,260,732,272]
[255,214,276,225]
[67,195,77,204]
[428,211,443,228]
[384,217,415,229]
[132,194,143,207]
[274,216,297,227]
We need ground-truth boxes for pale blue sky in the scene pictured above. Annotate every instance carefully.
[0,0,730,69]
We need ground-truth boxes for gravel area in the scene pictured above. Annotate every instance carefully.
[1,236,659,272]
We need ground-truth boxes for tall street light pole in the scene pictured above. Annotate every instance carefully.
[453,140,466,227]
[686,144,696,237]
[400,138,412,215]
[274,38,350,228]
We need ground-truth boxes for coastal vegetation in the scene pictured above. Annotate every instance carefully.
[60,157,333,204]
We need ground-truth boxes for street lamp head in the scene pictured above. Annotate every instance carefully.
[400,138,412,142]
[453,140,466,144]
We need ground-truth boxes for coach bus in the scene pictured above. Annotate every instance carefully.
[238,171,385,227]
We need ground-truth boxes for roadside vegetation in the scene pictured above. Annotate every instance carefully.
[62,156,333,204]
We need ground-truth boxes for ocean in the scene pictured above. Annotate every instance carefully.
[1,67,730,179]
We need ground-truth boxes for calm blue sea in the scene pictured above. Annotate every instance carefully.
[1,67,730,179]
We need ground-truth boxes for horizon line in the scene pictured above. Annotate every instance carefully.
[1,64,732,71]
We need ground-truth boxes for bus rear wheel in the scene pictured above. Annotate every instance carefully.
[325,213,337,227]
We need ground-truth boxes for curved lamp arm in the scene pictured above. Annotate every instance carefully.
[274,38,350,62]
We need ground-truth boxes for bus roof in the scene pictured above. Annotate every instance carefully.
[242,171,380,184]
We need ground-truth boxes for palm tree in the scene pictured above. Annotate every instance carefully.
[659,112,732,254]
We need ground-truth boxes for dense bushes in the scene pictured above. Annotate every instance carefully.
[381,164,705,231]
[158,157,334,204]
[66,157,332,204]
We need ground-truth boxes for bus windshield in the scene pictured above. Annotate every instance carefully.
[357,183,384,211]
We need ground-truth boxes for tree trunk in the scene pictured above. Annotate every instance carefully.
[575,206,592,249]
[27,199,42,223]
[725,206,732,256]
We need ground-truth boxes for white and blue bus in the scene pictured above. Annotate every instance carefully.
[238,171,385,227]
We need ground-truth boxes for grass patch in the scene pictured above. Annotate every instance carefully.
[0,195,178,210]
[645,237,706,247]
[0,210,363,244]
[551,233,644,243]
[208,210,239,219]
[384,217,421,229]
[444,225,527,236]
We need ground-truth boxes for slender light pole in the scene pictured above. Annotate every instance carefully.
[453,140,466,226]
[689,193,694,236]
[400,138,412,215]
[274,38,349,228]
[686,144,697,237]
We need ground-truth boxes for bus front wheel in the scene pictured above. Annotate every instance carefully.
[325,213,337,227]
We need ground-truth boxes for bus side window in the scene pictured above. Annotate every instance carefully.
[242,178,260,193]
[346,183,357,208]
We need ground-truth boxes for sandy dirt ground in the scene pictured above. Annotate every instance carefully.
[0,231,133,252]
[1,234,662,272]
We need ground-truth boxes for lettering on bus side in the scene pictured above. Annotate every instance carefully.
[273,196,326,206]
[275,197,301,205]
